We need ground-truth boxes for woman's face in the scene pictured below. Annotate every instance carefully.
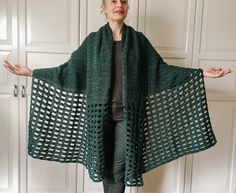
[102,0,129,23]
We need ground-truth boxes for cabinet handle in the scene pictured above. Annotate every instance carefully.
[21,85,26,98]
[13,85,18,97]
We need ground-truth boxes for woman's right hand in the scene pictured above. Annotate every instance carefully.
[2,60,32,77]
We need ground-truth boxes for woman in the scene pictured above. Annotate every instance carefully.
[2,0,232,193]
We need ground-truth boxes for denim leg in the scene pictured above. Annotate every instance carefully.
[103,120,126,193]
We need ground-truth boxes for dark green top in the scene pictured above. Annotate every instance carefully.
[28,23,217,186]
[110,40,124,121]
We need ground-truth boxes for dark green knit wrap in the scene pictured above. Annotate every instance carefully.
[28,23,217,186]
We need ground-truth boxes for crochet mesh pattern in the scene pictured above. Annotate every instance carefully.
[29,79,87,161]
[122,71,217,186]
[28,78,106,181]
[28,70,217,186]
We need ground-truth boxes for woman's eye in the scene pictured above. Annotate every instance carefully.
[110,0,127,4]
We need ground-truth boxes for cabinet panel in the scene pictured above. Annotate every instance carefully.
[26,0,79,52]
[140,0,190,52]
[200,0,236,53]
[191,102,236,193]
[27,158,76,193]
[138,160,185,193]
[0,0,8,40]
[0,97,9,189]
[0,0,12,44]
[0,95,18,193]
[27,0,69,45]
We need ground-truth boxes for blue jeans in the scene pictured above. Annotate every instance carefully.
[103,120,126,193]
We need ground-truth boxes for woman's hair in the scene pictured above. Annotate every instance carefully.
[102,0,129,5]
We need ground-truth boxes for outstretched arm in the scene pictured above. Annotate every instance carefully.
[203,67,232,78]
[2,60,32,77]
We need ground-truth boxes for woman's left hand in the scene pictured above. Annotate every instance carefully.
[203,67,232,78]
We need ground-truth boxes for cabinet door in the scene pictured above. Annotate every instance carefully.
[19,0,79,193]
[138,0,195,193]
[138,0,236,193]
[191,0,236,193]
[0,0,19,193]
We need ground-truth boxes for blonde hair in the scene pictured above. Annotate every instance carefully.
[102,0,129,5]
[101,0,107,18]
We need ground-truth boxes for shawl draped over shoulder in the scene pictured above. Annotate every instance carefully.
[28,23,217,186]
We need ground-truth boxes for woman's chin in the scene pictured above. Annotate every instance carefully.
[109,16,127,23]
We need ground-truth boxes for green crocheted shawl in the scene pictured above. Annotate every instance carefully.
[28,23,217,186]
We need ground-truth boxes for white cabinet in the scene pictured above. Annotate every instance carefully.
[21,0,79,193]
[0,0,235,193]
[138,1,236,193]
[0,0,19,193]
[192,1,236,193]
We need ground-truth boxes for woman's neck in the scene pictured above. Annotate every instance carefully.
[108,21,124,41]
